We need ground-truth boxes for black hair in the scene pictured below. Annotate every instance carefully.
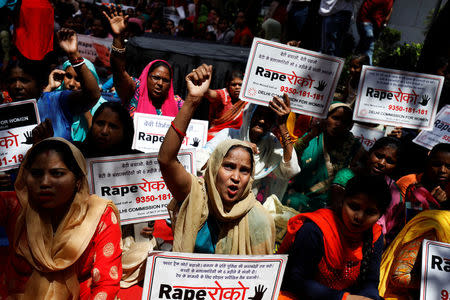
[344,174,391,285]
[226,70,244,84]
[87,102,135,155]
[428,143,450,161]
[369,136,402,155]
[25,139,84,180]
[225,145,254,172]
[4,59,46,89]
[148,61,172,81]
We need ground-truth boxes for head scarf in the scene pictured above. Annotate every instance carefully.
[328,101,352,115]
[136,60,179,117]
[261,18,281,42]
[169,139,275,254]
[58,58,101,89]
[13,137,119,299]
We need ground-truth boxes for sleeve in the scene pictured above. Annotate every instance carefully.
[287,222,347,300]
[332,168,354,187]
[57,90,75,121]
[206,89,228,106]
[273,144,301,179]
[355,234,384,300]
[89,207,122,300]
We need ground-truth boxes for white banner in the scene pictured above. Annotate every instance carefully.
[420,239,450,300]
[142,252,288,300]
[351,123,385,151]
[77,34,112,67]
[86,151,195,225]
[413,105,450,150]
[0,99,40,171]
[353,66,444,130]
[240,38,344,118]
[132,113,208,153]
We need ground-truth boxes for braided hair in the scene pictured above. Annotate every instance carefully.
[343,174,391,284]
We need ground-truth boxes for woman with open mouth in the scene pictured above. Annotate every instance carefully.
[158,64,275,254]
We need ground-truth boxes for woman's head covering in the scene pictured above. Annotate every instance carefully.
[13,137,119,299]
[328,101,352,115]
[261,18,281,42]
[169,139,275,254]
[136,59,179,117]
[58,58,101,89]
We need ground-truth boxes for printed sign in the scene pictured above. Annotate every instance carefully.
[353,66,444,130]
[77,34,112,67]
[240,38,344,118]
[142,252,288,300]
[0,100,40,171]
[420,239,450,300]
[86,151,195,225]
[132,113,208,153]
[413,105,450,150]
[351,123,385,151]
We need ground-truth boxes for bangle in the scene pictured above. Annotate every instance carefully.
[72,60,85,68]
[69,56,83,65]
[111,44,126,54]
[171,121,186,138]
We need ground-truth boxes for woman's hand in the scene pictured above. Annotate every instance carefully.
[387,126,403,139]
[185,64,213,100]
[102,5,129,37]
[44,69,66,92]
[309,117,324,138]
[140,221,155,239]
[269,93,291,126]
[32,118,54,144]
[431,186,447,203]
[57,28,80,59]
[287,40,301,48]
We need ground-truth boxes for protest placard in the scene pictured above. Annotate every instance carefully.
[86,150,195,225]
[132,113,208,153]
[420,239,450,300]
[413,105,450,150]
[239,38,344,118]
[353,66,444,130]
[351,123,385,151]
[77,34,112,67]
[142,252,288,300]
[0,100,40,171]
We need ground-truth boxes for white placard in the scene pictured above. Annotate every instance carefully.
[77,34,112,67]
[353,66,444,130]
[142,252,288,300]
[413,105,450,150]
[132,113,208,153]
[420,239,450,300]
[240,38,344,118]
[86,151,195,225]
[0,99,40,171]
[351,123,385,151]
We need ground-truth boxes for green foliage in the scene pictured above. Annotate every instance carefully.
[372,27,423,72]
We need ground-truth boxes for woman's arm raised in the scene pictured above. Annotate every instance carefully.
[158,64,213,202]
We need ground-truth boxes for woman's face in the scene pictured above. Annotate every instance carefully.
[341,193,381,234]
[7,67,40,101]
[215,147,252,209]
[368,146,398,176]
[349,58,363,77]
[91,107,124,152]
[146,66,171,101]
[227,77,242,100]
[63,66,81,91]
[26,150,79,210]
[325,107,352,137]
[249,106,274,143]
[424,151,450,187]
[91,19,106,37]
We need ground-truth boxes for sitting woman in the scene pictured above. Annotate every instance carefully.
[197,95,300,202]
[284,102,364,212]
[279,174,391,300]
[104,8,182,118]
[0,138,121,299]
[379,210,450,300]
[331,137,404,247]
[396,143,449,222]
[158,64,275,254]
[205,70,247,140]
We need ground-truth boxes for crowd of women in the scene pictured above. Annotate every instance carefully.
[0,4,449,300]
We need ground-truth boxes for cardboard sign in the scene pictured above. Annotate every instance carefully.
[0,99,40,171]
[413,105,450,150]
[240,38,344,118]
[132,113,208,153]
[77,34,112,67]
[351,123,385,151]
[420,239,450,300]
[86,151,195,225]
[142,252,288,300]
[353,66,444,130]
